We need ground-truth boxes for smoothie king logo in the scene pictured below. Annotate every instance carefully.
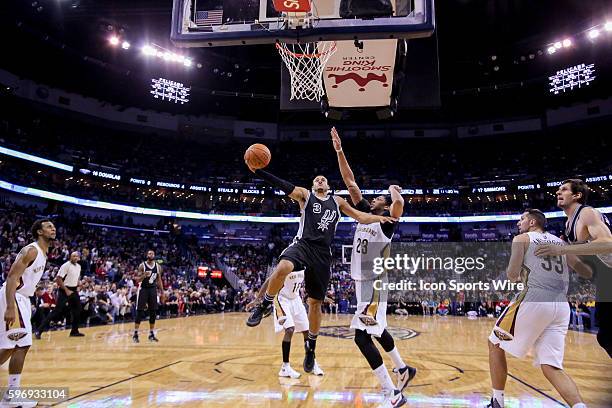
[326,56,391,91]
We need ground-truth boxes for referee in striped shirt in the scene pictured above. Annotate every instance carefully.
[35,251,84,338]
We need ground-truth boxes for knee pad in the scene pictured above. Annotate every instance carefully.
[374,329,395,352]
[149,310,156,325]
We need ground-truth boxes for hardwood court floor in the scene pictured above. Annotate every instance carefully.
[19,313,612,407]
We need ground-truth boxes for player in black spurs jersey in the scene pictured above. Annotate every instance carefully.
[133,250,164,343]
[535,179,612,359]
[245,162,395,374]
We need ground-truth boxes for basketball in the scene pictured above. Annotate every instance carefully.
[244,143,271,170]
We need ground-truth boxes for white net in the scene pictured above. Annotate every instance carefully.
[276,41,337,101]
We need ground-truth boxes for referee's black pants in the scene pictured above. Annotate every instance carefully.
[36,288,81,335]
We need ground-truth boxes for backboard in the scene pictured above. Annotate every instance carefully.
[171,0,435,47]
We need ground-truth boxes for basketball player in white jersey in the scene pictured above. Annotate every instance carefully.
[332,128,416,408]
[0,219,55,408]
[487,209,592,408]
[534,179,612,358]
[247,270,324,378]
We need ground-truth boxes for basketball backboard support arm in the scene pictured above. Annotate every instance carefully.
[171,0,435,48]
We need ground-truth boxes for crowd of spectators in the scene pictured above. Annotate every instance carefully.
[0,199,245,331]
[0,196,600,335]
[1,95,610,217]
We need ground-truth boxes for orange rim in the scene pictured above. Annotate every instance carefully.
[275,42,337,59]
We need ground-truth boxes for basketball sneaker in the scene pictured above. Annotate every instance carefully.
[486,398,503,408]
[148,333,159,342]
[393,365,417,391]
[246,302,273,327]
[312,360,324,376]
[132,333,139,343]
[278,364,301,379]
[303,340,315,373]
[377,389,406,408]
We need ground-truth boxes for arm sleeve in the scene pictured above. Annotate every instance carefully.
[254,169,295,195]
[381,221,397,239]
[355,198,370,212]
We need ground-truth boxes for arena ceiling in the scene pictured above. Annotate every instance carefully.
[0,0,610,122]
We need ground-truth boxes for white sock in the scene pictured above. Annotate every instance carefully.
[387,347,406,370]
[282,362,290,368]
[8,374,20,389]
[492,389,504,407]
[373,364,395,392]
[572,403,587,408]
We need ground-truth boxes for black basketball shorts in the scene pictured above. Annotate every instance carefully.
[137,286,158,311]
[279,239,332,301]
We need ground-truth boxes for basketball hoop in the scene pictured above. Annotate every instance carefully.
[276,41,337,101]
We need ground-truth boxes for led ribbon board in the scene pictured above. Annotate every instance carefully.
[1,179,610,224]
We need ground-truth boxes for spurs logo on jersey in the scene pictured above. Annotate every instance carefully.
[293,192,340,248]
[317,209,337,232]
[141,261,159,288]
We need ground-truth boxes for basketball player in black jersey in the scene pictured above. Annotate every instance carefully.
[333,127,416,408]
[133,250,164,343]
[245,162,395,373]
[535,179,612,358]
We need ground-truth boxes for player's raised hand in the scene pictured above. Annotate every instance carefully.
[389,185,402,194]
[331,127,342,152]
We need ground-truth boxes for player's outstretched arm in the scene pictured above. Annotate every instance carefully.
[331,127,362,205]
[506,234,529,282]
[388,185,404,219]
[336,196,396,224]
[4,246,37,325]
[566,254,593,279]
[246,165,309,206]
[536,208,612,257]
